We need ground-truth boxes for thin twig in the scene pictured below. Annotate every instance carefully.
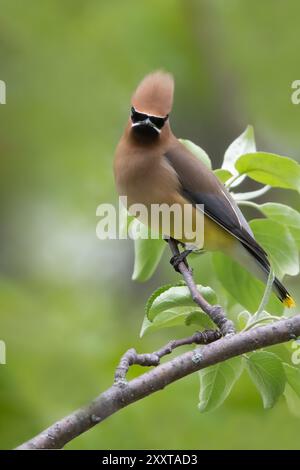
[167,238,236,336]
[114,329,221,384]
[16,315,300,450]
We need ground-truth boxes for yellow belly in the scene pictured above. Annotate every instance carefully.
[147,201,235,252]
[174,214,235,252]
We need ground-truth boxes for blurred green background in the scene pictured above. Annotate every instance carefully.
[1,0,300,450]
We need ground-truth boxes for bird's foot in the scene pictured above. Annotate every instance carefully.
[170,249,192,273]
[163,236,185,248]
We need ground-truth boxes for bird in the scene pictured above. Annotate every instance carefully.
[114,71,295,308]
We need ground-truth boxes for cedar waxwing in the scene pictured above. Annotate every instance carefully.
[114,71,295,308]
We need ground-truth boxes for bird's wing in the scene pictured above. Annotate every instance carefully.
[165,140,269,264]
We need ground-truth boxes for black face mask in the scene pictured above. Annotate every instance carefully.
[131,107,168,130]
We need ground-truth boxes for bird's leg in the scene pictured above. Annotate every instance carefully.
[164,237,190,272]
[168,238,236,336]
[170,249,192,273]
[163,235,185,247]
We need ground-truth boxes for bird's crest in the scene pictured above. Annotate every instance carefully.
[132,71,174,117]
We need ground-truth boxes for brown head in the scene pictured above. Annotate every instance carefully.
[129,71,174,140]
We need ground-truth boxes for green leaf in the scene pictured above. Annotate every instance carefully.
[258,202,300,229]
[140,307,215,337]
[140,284,217,336]
[235,152,300,192]
[250,219,299,278]
[222,125,256,187]
[147,285,217,321]
[198,357,243,412]
[185,310,215,329]
[212,252,284,315]
[290,227,300,250]
[214,168,233,183]
[145,282,182,316]
[140,315,154,338]
[180,139,212,169]
[284,384,300,418]
[245,351,286,408]
[267,344,293,364]
[283,363,300,397]
[131,221,166,282]
[251,202,300,252]
[140,307,199,337]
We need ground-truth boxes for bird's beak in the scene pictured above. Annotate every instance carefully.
[131,118,161,135]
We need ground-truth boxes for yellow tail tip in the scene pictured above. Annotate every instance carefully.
[283,295,296,308]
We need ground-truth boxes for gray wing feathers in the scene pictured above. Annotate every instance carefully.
[165,140,268,260]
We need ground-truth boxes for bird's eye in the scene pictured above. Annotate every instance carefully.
[131,107,147,123]
[149,115,168,129]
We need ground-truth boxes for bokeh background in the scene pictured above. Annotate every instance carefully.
[1,0,300,450]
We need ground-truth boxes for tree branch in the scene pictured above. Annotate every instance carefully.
[114,329,221,384]
[167,238,236,336]
[16,315,300,450]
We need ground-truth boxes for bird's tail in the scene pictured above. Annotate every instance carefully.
[272,276,295,308]
[230,242,296,308]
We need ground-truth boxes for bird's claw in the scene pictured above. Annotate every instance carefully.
[170,250,192,272]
